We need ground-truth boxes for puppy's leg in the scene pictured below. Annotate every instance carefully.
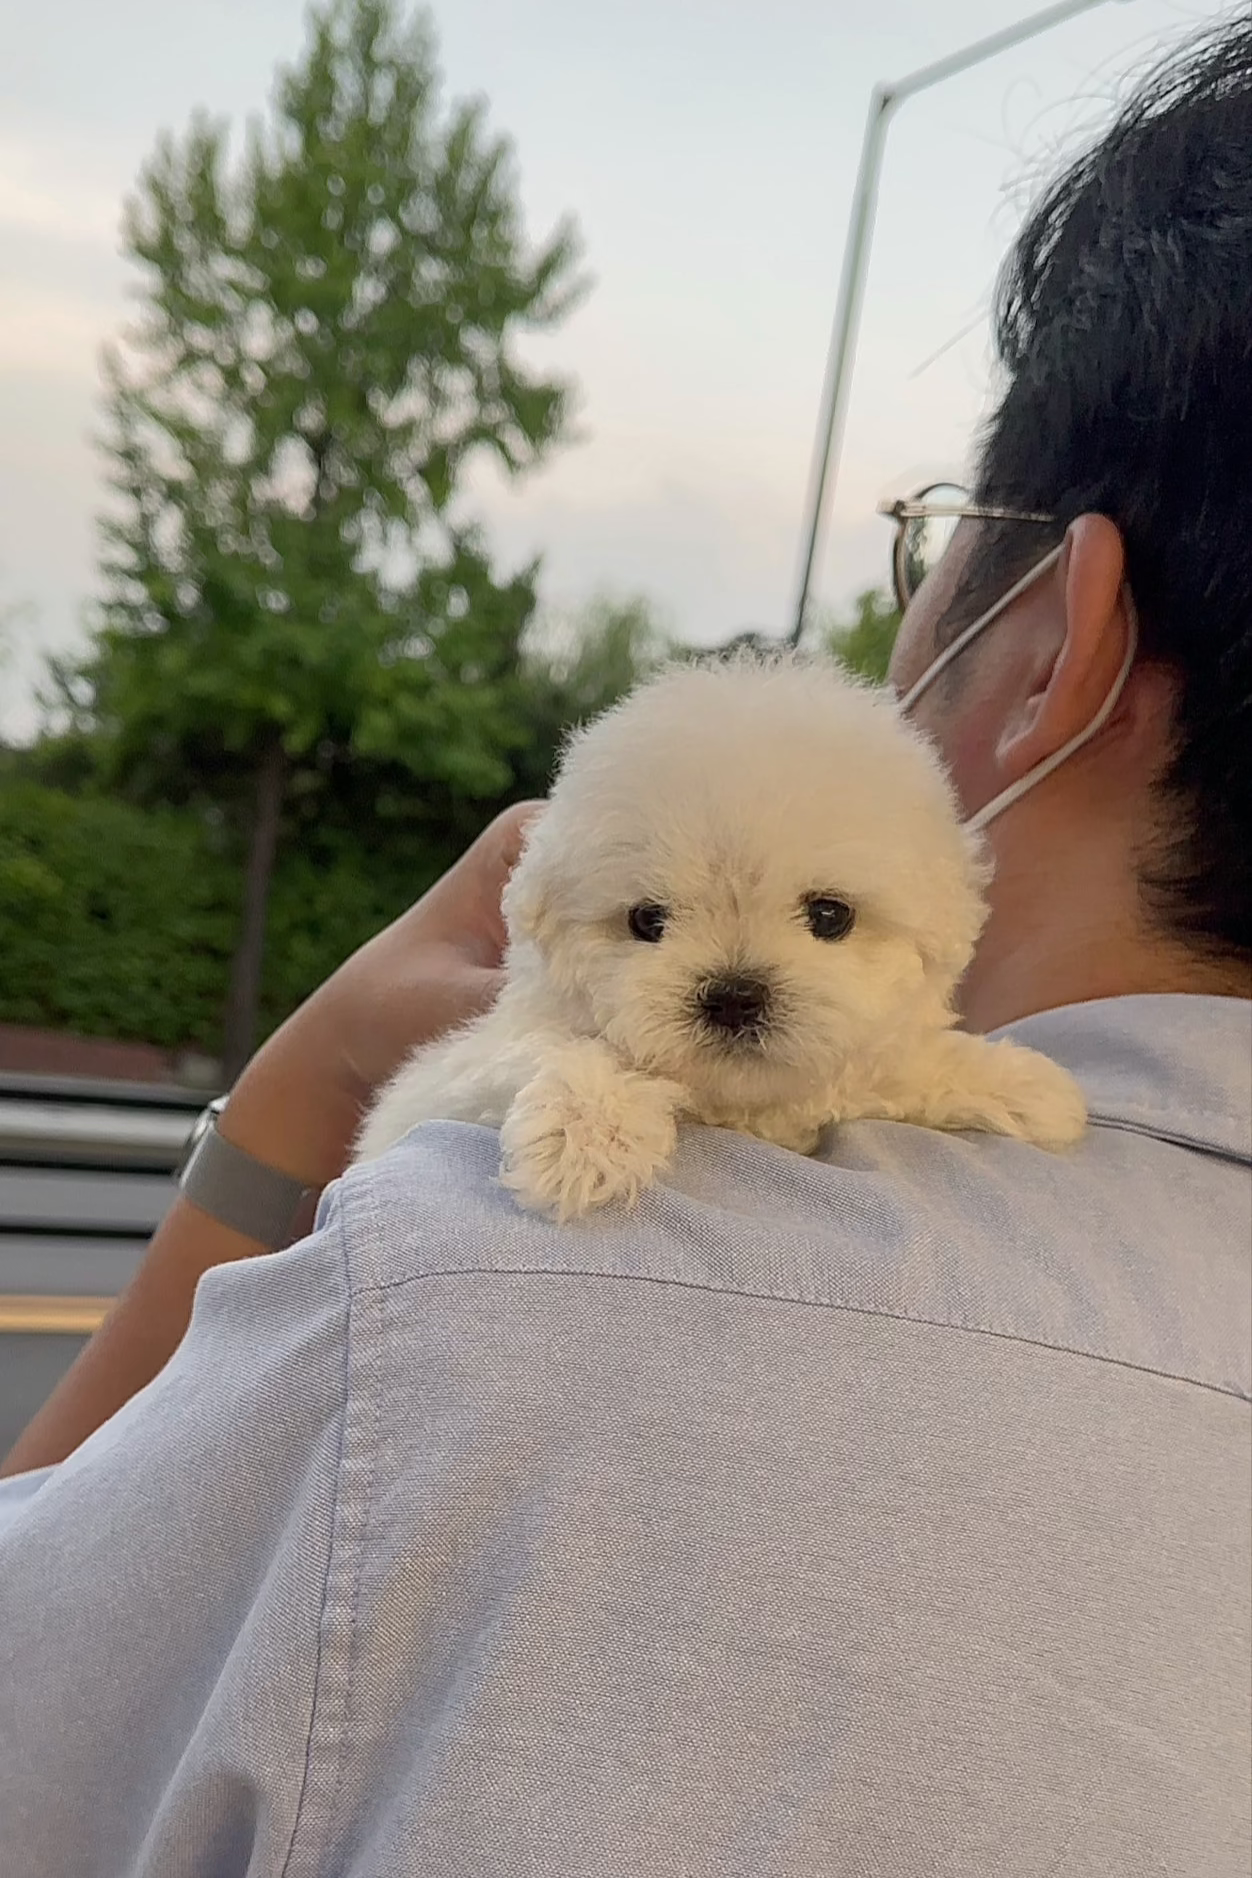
[500,1039,687,1221]
[708,1102,828,1157]
[354,1021,552,1162]
[751,1108,831,1156]
[856,1028,1086,1148]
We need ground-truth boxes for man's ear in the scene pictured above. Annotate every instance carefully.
[995,513,1132,779]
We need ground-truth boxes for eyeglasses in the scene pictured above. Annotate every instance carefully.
[877,482,1058,611]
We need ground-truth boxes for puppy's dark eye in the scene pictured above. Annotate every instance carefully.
[627,903,669,943]
[804,895,856,942]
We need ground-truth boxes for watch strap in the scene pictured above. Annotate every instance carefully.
[179,1118,311,1248]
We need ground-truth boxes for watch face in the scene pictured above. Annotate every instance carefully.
[177,1097,227,1177]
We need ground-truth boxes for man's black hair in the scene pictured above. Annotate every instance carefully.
[951,17,1252,964]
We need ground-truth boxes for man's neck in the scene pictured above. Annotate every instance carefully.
[957,831,1250,1034]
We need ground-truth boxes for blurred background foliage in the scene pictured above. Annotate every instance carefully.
[0,0,899,1071]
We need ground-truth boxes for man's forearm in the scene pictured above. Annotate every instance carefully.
[0,1044,336,1479]
[0,1198,278,1477]
[0,801,531,1480]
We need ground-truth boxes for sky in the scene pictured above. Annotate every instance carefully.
[0,0,1237,739]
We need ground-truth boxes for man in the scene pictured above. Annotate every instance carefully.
[2,21,1249,1877]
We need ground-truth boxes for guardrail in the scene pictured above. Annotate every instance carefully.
[0,1072,209,1453]
[0,1093,196,1168]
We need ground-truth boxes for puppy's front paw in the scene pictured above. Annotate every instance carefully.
[976,1040,1087,1147]
[499,1043,682,1221]
[929,1034,1087,1148]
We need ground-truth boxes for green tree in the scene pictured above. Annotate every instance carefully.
[517,591,671,775]
[0,782,237,1049]
[822,587,901,684]
[74,0,583,1075]
[0,589,36,731]
[0,589,670,1058]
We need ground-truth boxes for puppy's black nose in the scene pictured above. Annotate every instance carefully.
[697,975,771,1035]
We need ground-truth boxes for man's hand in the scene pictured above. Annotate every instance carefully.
[223,801,544,1188]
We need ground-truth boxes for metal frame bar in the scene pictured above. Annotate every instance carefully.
[0,1294,113,1336]
[787,0,1127,646]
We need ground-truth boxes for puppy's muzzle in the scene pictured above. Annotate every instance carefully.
[695,974,772,1040]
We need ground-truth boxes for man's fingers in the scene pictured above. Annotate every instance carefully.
[464,802,546,954]
[403,960,506,1047]
[486,800,546,873]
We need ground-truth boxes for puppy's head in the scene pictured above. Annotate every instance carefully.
[504,654,989,1106]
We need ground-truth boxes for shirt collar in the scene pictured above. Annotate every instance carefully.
[999,994,1252,1166]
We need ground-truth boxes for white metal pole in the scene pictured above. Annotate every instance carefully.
[788,0,1129,647]
[788,87,895,655]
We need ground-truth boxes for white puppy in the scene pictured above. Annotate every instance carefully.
[355,655,1085,1218]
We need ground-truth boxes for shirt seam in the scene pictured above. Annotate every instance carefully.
[352,1260,1251,1406]
[1091,1097,1249,1127]
[276,1195,360,1878]
[1086,1109,1251,1166]
[318,1286,384,1877]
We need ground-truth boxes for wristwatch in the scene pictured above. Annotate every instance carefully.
[176,1097,314,1249]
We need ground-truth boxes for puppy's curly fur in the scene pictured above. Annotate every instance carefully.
[355,655,1085,1217]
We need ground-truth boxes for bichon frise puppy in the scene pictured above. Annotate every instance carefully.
[354,655,1085,1218]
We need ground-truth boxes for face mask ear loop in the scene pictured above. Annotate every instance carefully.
[898,544,1066,716]
[965,591,1140,834]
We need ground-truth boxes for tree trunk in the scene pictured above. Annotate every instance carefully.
[221,740,286,1084]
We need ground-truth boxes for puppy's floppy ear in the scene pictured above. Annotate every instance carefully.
[501,720,588,948]
[913,831,992,988]
[501,839,557,948]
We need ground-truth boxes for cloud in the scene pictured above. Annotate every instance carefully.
[0,135,125,378]
[464,453,890,647]
[0,135,121,247]
[0,285,110,378]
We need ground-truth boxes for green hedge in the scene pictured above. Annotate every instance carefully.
[0,781,449,1053]
[0,783,235,1049]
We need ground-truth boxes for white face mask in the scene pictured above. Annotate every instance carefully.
[897,543,1139,832]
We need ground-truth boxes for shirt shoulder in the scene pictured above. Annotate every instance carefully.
[334,1056,1250,1403]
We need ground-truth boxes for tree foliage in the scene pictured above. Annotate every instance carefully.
[821,587,902,684]
[512,592,670,791]
[0,592,667,1056]
[68,0,584,1071]
[0,782,236,1049]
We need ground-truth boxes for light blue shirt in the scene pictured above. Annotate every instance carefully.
[2,994,1249,1877]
